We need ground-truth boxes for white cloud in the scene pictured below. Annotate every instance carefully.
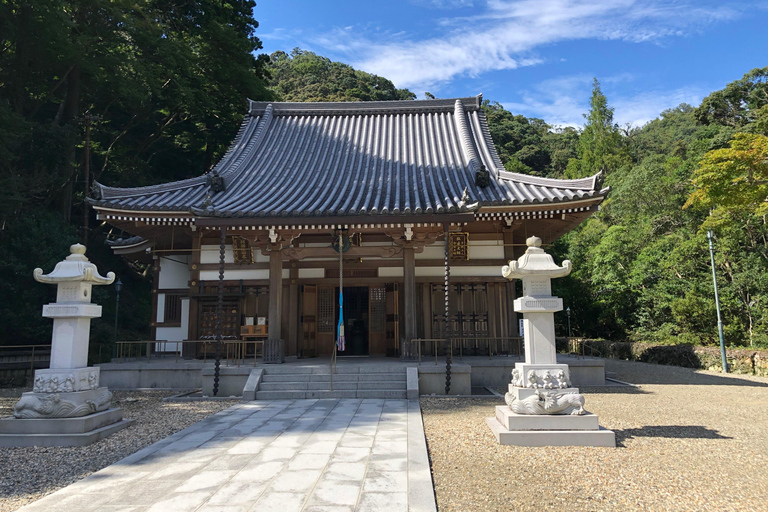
[298,0,740,91]
[409,0,474,8]
[501,74,706,128]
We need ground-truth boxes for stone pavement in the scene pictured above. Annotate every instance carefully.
[18,399,437,512]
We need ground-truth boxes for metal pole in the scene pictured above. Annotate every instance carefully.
[566,307,572,338]
[214,227,226,395]
[707,231,728,373]
[113,279,122,346]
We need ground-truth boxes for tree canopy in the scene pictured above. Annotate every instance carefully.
[266,49,415,103]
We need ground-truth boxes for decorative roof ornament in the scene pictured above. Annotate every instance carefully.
[458,187,480,212]
[90,181,103,200]
[207,170,225,193]
[33,244,115,285]
[475,164,491,188]
[501,236,571,279]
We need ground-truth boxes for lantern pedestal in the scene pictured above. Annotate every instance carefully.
[0,244,133,446]
[487,236,615,447]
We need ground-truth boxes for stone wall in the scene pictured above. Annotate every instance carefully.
[559,339,768,376]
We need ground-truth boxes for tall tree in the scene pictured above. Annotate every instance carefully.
[565,78,626,178]
[695,66,768,130]
[684,133,768,227]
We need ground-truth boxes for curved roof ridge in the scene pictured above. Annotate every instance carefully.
[453,99,481,175]
[94,174,207,200]
[219,105,274,186]
[250,95,483,116]
[496,170,601,190]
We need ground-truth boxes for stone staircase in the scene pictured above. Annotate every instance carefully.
[254,365,408,400]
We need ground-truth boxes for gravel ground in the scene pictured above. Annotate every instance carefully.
[0,389,238,512]
[421,359,768,512]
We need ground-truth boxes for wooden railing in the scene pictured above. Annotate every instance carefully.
[406,337,524,363]
[0,344,52,373]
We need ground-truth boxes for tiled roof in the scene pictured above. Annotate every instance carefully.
[90,95,608,218]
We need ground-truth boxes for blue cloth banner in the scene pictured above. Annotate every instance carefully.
[337,291,345,351]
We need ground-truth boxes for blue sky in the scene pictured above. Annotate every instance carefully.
[254,0,767,128]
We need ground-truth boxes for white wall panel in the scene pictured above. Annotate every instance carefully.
[158,256,190,289]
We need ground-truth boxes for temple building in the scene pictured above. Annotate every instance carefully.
[90,95,608,360]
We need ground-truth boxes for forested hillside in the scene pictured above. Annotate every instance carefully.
[549,70,768,348]
[0,0,273,349]
[0,2,766,350]
[266,49,415,103]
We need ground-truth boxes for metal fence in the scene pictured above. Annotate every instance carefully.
[112,340,264,367]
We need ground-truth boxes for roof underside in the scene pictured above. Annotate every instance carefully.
[91,96,607,218]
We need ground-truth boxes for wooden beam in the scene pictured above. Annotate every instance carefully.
[268,248,283,340]
[403,246,416,346]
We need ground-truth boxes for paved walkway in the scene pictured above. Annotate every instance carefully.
[19,399,437,512]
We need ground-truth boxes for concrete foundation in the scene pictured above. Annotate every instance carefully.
[495,406,599,430]
[0,408,133,447]
[98,361,204,389]
[201,366,251,397]
[416,364,471,395]
[486,417,616,447]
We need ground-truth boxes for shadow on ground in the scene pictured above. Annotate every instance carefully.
[614,424,732,447]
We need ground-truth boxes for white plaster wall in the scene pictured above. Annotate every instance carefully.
[379,267,404,277]
[299,268,325,279]
[158,256,190,289]
[416,244,445,260]
[199,269,289,281]
[155,298,189,352]
[156,293,165,322]
[468,241,504,260]
[201,245,235,264]
[415,266,503,277]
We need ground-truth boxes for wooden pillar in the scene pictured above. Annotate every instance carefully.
[288,264,299,356]
[269,248,283,340]
[403,246,416,355]
[503,226,519,336]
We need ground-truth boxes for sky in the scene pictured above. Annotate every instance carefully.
[253,0,767,128]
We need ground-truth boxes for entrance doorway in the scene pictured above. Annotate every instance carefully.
[335,286,369,356]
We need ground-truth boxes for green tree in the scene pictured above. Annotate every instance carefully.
[565,78,626,178]
[267,49,415,103]
[684,133,768,227]
[695,66,768,129]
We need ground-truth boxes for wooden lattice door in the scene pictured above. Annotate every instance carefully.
[301,284,317,358]
[369,286,387,355]
[385,283,399,357]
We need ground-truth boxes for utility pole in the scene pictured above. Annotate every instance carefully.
[707,231,728,373]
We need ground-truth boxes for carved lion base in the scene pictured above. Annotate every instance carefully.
[505,388,586,415]
[13,388,113,419]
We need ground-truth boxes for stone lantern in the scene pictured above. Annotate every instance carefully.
[486,236,615,447]
[0,244,132,447]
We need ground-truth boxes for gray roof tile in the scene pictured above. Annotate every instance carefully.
[91,95,607,217]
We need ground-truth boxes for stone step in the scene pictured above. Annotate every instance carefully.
[258,381,310,391]
[307,374,406,383]
[261,373,406,383]
[261,365,406,375]
[258,380,407,392]
[254,389,408,400]
[357,381,407,390]
[253,390,307,400]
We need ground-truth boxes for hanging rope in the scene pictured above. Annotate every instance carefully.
[445,227,451,394]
